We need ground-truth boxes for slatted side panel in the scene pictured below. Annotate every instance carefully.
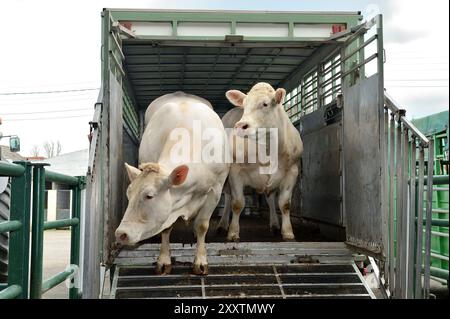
[284,52,341,123]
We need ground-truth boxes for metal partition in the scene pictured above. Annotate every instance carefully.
[342,74,384,254]
[296,112,342,229]
[384,93,435,299]
[340,15,386,257]
[0,161,85,299]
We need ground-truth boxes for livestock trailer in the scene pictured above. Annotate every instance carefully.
[2,8,439,300]
[80,8,442,299]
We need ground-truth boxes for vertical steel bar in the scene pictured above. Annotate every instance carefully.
[400,127,409,298]
[394,118,403,298]
[383,108,389,288]
[29,164,48,299]
[415,146,425,299]
[407,138,416,298]
[388,113,396,295]
[423,139,434,298]
[69,178,82,299]
[8,161,32,299]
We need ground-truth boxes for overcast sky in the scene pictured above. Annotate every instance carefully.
[0,0,448,156]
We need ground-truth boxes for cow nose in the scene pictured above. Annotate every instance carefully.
[235,121,249,131]
[116,230,129,244]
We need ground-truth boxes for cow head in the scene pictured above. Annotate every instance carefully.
[225,82,286,138]
[115,162,189,245]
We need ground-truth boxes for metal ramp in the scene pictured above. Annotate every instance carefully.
[110,242,375,299]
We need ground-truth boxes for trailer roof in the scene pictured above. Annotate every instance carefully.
[106,8,362,15]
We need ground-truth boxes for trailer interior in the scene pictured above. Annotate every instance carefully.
[85,9,389,299]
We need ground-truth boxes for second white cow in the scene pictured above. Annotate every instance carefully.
[217,83,303,241]
[115,92,229,275]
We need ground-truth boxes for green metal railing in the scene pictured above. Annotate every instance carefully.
[0,161,85,299]
[0,161,31,299]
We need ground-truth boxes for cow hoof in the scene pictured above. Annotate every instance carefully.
[216,225,228,235]
[155,263,172,275]
[270,225,280,234]
[227,234,240,242]
[282,233,296,241]
[193,263,208,275]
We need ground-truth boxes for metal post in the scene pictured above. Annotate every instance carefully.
[382,108,389,288]
[424,139,434,298]
[69,177,84,299]
[29,163,48,299]
[415,146,425,299]
[400,127,409,298]
[407,138,416,298]
[394,116,403,298]
[8,161,32,299]
[317,62,323,109]
[388,113,395,294]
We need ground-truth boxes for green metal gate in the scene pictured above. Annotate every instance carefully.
[0,161,85,299]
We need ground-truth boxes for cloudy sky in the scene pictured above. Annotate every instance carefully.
[0,0,448,156]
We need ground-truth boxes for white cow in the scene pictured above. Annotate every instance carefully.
[217,83,303,241]
[115,92,229,275]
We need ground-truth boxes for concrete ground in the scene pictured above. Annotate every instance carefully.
[42,229,70,299]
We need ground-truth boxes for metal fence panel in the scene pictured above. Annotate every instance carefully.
[342,74,383,256]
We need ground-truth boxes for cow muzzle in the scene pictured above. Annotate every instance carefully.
[234,121,253,137]
[115,229,130,245]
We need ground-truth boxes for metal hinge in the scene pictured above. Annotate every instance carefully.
[111,21,136,39]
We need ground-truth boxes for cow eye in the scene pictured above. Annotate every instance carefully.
[263,102,269,107]
[145,195,153,200]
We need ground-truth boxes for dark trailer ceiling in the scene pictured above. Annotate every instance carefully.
[123,43,321,113]
[111,9,363,114]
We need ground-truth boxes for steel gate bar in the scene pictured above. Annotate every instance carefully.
[388,112,395,293]
[423,140,434,298]
[29,164,47,299]
[401,126,409,298]
[0,161,32,299]
[407,138,417,299]
[394,114,404,298]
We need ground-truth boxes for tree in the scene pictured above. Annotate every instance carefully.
[30,145,40,157]
[56,140,62,156]
[42,140,63,158]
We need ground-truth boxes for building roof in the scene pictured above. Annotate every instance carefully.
[0,145,27,162]
[26,156,47,161]
[32,149,88,177]
[411,110,449,137]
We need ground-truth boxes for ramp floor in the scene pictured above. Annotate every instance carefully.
[110,242,375,299]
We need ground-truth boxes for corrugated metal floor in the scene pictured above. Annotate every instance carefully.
[110,242,375,299]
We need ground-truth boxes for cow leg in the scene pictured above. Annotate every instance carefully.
[193,187,221,275]
[227,171,245,242]
[265,192,280,233]
[156,226,173,275]
[278,165,298,241]
[216,180,231,233]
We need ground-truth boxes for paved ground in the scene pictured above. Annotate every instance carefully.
[42,229,71,299]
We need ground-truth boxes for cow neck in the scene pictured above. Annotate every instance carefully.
[273,106,290,154]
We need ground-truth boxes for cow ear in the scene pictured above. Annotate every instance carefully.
[125,163,141,182]
[226,90,246,108]
[169,165,189,186]
[275,88,286,105]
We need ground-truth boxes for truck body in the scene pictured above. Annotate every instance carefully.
[79,9,437,299]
